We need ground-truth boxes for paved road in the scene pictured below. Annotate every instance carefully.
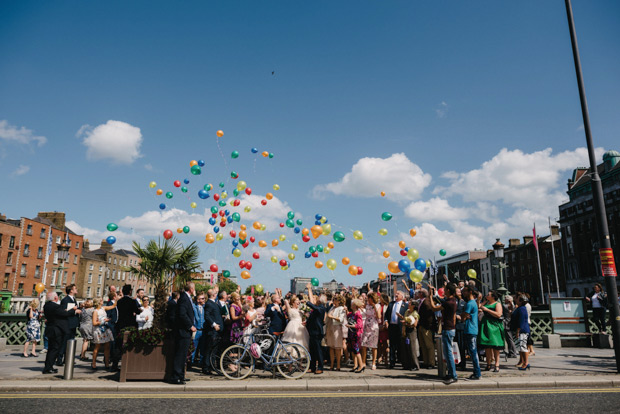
[1,388,619,413]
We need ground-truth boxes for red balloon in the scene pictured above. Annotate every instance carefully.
[252,252,260,259]
[219,210,225,217]
[234,199,241,206]
[245,261,252,270]
[279,223,285,228]
[173,180,181,187]
[279,259,287,267]
[311,251,319,258]
[261,199,267,206]
[212,213,218,219]
[302,235,311,242]
[400,249,407,256]
[213,193,220,201]
[357,266,364,275]
[239,260,246,269]
[243,241,249,248]
[220,221,227,227]
[230,230,237,238]
[249,236,255,243]
[163,229,173,240]
[245,188,252,195]
[210,264,218,272]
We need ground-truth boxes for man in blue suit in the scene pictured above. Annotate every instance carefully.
[169,283,196,384]
[202,288,224,375]
[305,284,326,374]
[192,292,206,367]
[264,290,287,335]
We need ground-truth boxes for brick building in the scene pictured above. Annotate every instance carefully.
[0,212,83,296]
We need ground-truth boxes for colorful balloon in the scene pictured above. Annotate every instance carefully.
[216,130,224,137]
[407,249,419,262]
[210,264,218,272]
[439,249,447,256]
[149,181,157,188]
[414,258,427,272]
[378,271,387,280]
[342,257,350,265]
[106,223,118,232]
[398,240,406,249]
[387,261,400,274]
[409,269,424,283]
[321,223,332,236]
[222,270,230,278]
[156,189,163,196]
[311,277,319,287]
[273,184,280,191]
[333,231,345,242]
[398,259,411,273]
[165,191,173,199]
[348,265,358,276]
[190,165,202,175]
[409,228,417,237]
[236,181,247,191]
[381,212,393,221]
[353,230,363,240]
[315,261,323,269]
[163,230,173,240]
[35,282,45,294]
[183,226,190,234]
[106,236,116,245]
[189,160,198,167]
[231,150,239,159]
[326,259,337,270]
[378,228,388,236]
[467,269,477,278]
[383,250,390,258]
[174,180,181,187]
[311,225,323,239]
[241,270,250,279]
[233,248,242,257]
[288,253,295,261]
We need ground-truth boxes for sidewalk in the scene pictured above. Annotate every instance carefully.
[1,345,618,392]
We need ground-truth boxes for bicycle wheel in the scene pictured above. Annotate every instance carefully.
[220,344,254,380]
[210,348,223,375]
[276,343,310,379]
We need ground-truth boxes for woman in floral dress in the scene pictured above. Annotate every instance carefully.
[23,299,41,357]
[346,299,365,373]
[360,292,381,370]
[229,293,245,344]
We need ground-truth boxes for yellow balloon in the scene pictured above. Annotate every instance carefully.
[388,261,400,273]
[323,247,330,254]
[326,259,337,270]
[291,244,299,251]
[149,181,157,188]
[258,240,267,247]
[281,265,289,270]
[398,240,406,249]
[378,228,388,236]
[221,191,228,199]
[233,248,242,257]
[273,184,280,191]
[321,223,331,236]
[353,230,363,240]
[260,224,267,231]
[315,261,324,269]
[342,257,350,265]
[378,271,387,280]
[190,202,197,209]
[383,250,390,258]
[409,269,424,283]
[320,217,327,224]
[216,233,224,241]
[244,206,251,213]
[271,256,278,263]
[236,181,247,191]
[407,248,419,262]
[348,265,358,276]
[279,234,286,242]
[288,253,296,261]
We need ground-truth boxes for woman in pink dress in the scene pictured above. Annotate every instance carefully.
[378,293,390,367]
[360,292,381,370]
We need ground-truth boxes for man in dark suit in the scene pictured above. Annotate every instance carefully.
[384,290,407,369]
[416,289,436,368]
[264,291,287,335]
[305,284,326,374]
[116,284,140,332]
[166,291,180,329]
[43,291,81,373]
[57,284,79,365]
[105,291,120,371]
[202,288,224,374]
[169,282,196,384]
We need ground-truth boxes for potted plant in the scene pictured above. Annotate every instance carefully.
[119,238,201,382]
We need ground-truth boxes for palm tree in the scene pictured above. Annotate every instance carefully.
[127,238,201,330]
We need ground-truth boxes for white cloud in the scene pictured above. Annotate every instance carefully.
[10,165,30,177]
[144,163,153,171]
[66,220,139,250]
[404,197,469,222]
[79,120,143,164]
[408,225,486,260]
[0,120,47,146]
[354,246,385,264]
[312,153,432,201]
[435,101,448,118]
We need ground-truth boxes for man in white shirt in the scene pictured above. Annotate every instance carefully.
[384,291,406,369]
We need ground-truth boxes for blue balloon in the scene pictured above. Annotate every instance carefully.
[232,240,239,247]
[208,217,216,225]
[227,216,233,223]
[294,227,301,234]
[198,190,210,199]
[414,258,427,272]
[315,220,321,225]
[251,147,258,153]
[398,259,411,273]
[183,179,190,184]
[213,226,220,233]
[304,252,312,258]
[405,247,409,252]
[225,209,230,216]
[315,214,322,220]
[197,160,205,167]
[106,236,116,245]
[159,203,166,210]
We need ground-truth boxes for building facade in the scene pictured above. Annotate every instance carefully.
[558,150,620,297]
[290,277,312,295]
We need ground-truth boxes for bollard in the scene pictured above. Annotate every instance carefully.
[435,335,446,378]
[64,339,77,380]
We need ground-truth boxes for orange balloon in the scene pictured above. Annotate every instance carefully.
[327,242,334,249]
[258,240,267,248]
[315,261,324,269]
[266,193,273,200]
[342,257,350,265]
[241,270,251,279]
[262,151,269,157]
[253,221,261,230]
[311,225,323,239]
[272,239,279,247]
[398,240,406,249]
[302,228,310,236]
[388,261,400,274]
[239,230,247,240]
[216,130,224,137]
[156,189,163,195]
[383,250,390,258]
[378,272,387,280]
[348,265,358,276]
[380,191,386,197]
[205,234,215,244]
[240,224,247,231]
[190,160,198,167]
[35,282,45,294]
[409,229,417,237]
[177,228,183,234]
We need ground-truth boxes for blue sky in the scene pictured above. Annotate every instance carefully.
[1,1,619,290]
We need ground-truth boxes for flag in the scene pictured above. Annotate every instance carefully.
[533,224,538,251]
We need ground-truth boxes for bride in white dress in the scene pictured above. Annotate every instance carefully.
[282,295,310,350]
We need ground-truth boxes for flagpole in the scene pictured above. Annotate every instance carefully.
[548,217,561,297]
[534,223,545,305]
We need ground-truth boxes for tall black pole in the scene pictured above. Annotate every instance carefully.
[565,0,620,372]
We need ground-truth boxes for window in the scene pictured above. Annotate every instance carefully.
[76,241,80,249]
[114,258,117,265]
[62,271,67,285]
[23,243,30,256]
[6,252,13,265]
[71,272,75,283]
[37,246,43,259]
[99,265,102,271]
[96,287,101,297]
[89,263,94,270]
[112,270,116,280]
[0,234,3,247]
[74,255,78,264]
[26,224,32,235]
[87,287,91,297]
[35,266,41,278]
[31,284,37,295]
[124,260,127,266]
[2,273,8,290]
[20,264,27,277]
[53,251,58,264]
[122,272,125,281]
[108,257,111,264]
[18,283,24,293]
[56,236,61,244]
[9,236,15,248]
[97,274,102,285]
[51,270,57,286]
[40,228,46,238]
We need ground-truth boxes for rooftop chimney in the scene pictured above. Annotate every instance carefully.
[37,211,66,230]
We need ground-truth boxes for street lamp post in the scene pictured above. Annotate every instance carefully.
[55,239,70,297]
[492,239,509,300]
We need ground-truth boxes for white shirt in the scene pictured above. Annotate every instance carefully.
[592,293,602,308]
[136,307,153,330]
[391,300,403,324]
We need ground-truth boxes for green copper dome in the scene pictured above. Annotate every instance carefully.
[603,150,620,168]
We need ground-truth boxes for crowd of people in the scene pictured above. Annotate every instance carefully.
[25,278,609,384]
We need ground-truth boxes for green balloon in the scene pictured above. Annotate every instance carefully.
[190,165,202,175]
[165,192,173,199]
[182,226,190,234]
[219,182,225,188]
[181,186,188,193]
[285,219,294,228]
[233,189,239,197]
[333,231,346,242]
[287,211,295,220]
[439,249,447,256]
[309,246,316,253]
[232,213,241,222]
[230,171,238,179]
[317,244,324,252]
[106,223,118,232]
[222,270,230,278]
[296,219,303,226]
[311,277,319,287]
[381,212,393,221]
[268,152,274,158]
[219,200,226,207]
[231,150,239,159]
[210,206,218,214]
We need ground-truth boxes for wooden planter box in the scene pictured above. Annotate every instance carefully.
[119,331,175,382]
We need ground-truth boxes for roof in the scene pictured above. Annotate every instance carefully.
[81,251,106,261]
[115,249,138,257]
[30,216,79,235]
[570,158,620,190]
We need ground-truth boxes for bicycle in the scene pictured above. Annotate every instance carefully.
[219,320,310,380]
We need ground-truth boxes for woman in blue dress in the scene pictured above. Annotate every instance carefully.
[23,299,41,357]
